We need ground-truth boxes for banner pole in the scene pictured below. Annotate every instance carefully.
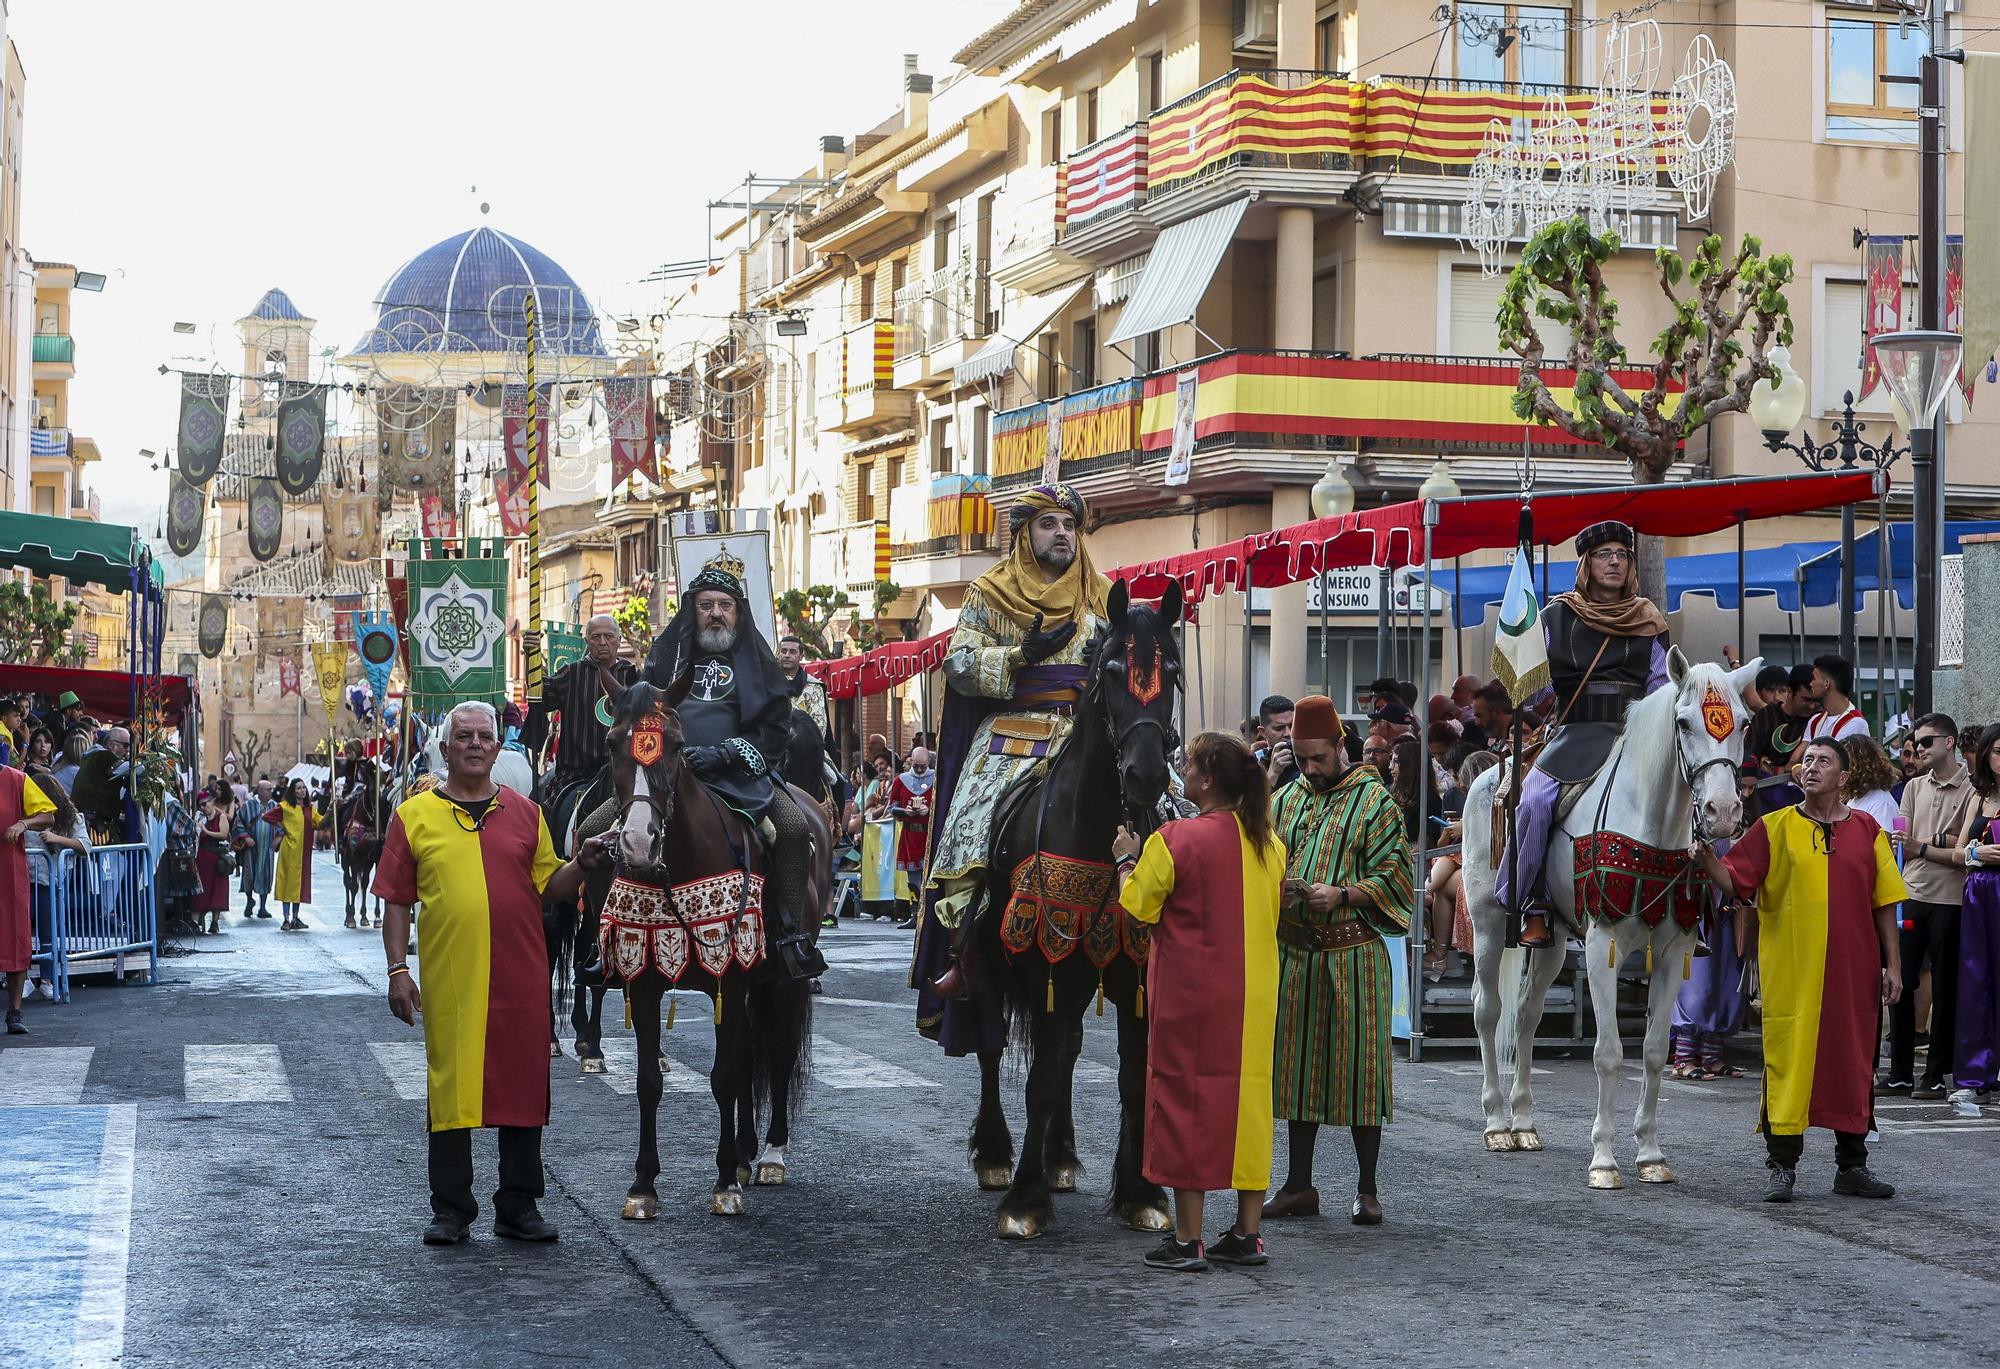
[523,293,546,705]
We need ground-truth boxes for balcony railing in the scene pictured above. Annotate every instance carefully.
[991,349,1682,484]
[33,333,74,365]
[1146,68,1357,199]
[990,162,1068,276]
[892,261,992,362]
[70,485,99,520]
[1362,75,1671,177]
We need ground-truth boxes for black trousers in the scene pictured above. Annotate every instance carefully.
[1764,1128,1868,1171]
[429,1126,543,1224]
[1889,898,1961,1085]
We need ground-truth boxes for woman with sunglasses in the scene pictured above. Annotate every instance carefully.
[1692,736,1905,1204]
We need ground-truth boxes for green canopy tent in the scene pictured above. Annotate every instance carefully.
[0,509,168,716]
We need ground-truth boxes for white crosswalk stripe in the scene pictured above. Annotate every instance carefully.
[592,1038,709,1097]
[0,1046,95,1104]
[183,1044,292,1103]
[366,1042,429,1102]
[810,1037,936,1090]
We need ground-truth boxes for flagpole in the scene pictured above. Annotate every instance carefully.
[523,293,546,705]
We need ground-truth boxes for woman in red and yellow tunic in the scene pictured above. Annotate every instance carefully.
[1,765,58,1034]
[1114,731,1285,1273]
[372,700,607,1245]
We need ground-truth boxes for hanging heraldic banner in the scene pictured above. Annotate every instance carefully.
[605,377,658,486]
[247,477,284,561]
[197,593,228,658]
[177,373,230,485]
[356,611,399,711]
[274,383,328,494]
[404,538,510,707]
[166,473,206,556]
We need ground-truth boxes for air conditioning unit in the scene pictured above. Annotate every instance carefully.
[1233,0,1279,51]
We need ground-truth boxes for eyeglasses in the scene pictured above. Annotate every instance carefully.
[1914,735,1950,750]
[448,798,504,834]
[1587,548,1632,562]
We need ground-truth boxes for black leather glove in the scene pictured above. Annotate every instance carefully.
[685,744,731,778]
[1018,612,1077,665]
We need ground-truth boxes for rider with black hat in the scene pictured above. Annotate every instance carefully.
[1496,519,1670,947]
[644,550,827,981]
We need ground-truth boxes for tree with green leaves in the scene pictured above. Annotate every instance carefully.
[776,580,903,657]
[1499,219,1795,600]
[0,580,83,666]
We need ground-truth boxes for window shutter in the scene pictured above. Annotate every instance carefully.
[1448,266,1571,358]
[1311,270,1339,352]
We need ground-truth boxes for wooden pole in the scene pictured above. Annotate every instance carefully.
[524,293,546,704]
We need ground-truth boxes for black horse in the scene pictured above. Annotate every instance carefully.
[966,579,1184,1239]
[336,763,387,927]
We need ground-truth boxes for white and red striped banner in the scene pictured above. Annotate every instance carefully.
[1066,124,1147,223]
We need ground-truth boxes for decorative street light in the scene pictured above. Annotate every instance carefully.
[1873,328,1963,711]
[1751,343,1904,662]
[1309,458,1356,519]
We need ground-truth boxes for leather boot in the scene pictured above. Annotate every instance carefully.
[1517,909,1553,948]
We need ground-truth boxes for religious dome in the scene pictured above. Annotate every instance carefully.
[351,226,606,357]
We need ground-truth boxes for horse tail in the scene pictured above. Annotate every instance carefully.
[549,896,579,1026]
[1494,944,1524,1071]
[748,979,813,1118]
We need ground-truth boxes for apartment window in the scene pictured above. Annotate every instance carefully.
[1041,106,1063,166]
[930,415,953,474]
[933,214,956,272]
[1827,12,1920,145]
[1312,268,1340,352]
[970,404,989,476]
[1142,52,1165,114]
[36,303,58,334]
[1133,332,1160,374]
[1315,16,1341,74]
[34,484,53,517]
[1448,264,1571,358]
[1071,319,1098,392]
[1455,3,1570,87]
[1818,277,1914,415]
[888,454,906,493]
[855,460,877,521]
[617,528,656,584]
[1077,87,1100,152]
[859,271,876,321]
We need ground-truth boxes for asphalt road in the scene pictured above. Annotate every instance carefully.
[6,849,2000,1368]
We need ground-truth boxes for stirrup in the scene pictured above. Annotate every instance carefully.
[1517,910,1554,949]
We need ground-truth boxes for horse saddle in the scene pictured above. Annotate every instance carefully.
[1489,750,1590,868]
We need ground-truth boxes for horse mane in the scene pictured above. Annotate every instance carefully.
[1619,658,1724,777]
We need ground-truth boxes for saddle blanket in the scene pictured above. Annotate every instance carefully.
[600,872,765,986]
[999,852,1152,970]
[1571,832,1703,931]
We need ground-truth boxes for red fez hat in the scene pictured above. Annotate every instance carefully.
[1293,695,1342,742]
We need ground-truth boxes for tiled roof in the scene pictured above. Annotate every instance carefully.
[351,227,607,358]
[244,288,309,322]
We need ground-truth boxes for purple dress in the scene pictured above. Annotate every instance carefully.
[1956,818,2000,1092]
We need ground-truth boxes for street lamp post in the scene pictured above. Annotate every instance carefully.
[1752,346,1904,664]
[1873,327,1965,713]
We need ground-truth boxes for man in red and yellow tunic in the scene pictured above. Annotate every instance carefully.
[1,764,57,1034]
[374,700,611,1246]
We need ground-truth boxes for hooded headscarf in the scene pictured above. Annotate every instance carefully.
[642,559,794,761]
[973,484,1111,631]
[1552,520,1668,638]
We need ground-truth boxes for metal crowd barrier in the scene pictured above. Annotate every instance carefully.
[29,842,158,1003]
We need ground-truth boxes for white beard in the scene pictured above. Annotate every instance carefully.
[697,625,737,654]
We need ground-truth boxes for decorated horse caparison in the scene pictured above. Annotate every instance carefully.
[1460,651,1760,1188]
[964,580,1185,1239]
[599,679,831,1219]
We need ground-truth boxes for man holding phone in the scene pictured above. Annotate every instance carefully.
[1257,695,1298,792]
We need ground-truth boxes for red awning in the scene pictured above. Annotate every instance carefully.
[0,662,194,726]
[806,471,1879,697]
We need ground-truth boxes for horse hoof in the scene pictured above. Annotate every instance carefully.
[1125,1204,1171,1233]
[549,1042,562,1058]
[735,1165,752,1188]
[660,1057,672,1076]
[1511,1129,1543,1152]
[1636,1161,1676,1184]
[1587,1166,1625,1190]
[579,1056,607,1076]
[996,1211,1044,1240]
[754,1162,787,1187]
[975,1162,1013,1191]
[1484,1130,1517,1152]
[1048,1162,1080,1193]
[621,1194,658,1221]
[711,1186,746,1217]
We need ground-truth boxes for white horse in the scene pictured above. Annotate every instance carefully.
[1459,650,1760,1188]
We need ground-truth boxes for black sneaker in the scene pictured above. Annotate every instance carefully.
[5,1008,25,1035]
[1875,1078,1914,1097]
[494,1209,559,1242]
[1143,1235,1208,1272]
[1913,1081,1949,1101]
[422,1216,470,1246]
[1763,1165,1796,1203]
[1208,1227,1268,1266]
[1833,1166,1895,1199]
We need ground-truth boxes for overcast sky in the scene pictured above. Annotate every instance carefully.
[12,0,1012,531]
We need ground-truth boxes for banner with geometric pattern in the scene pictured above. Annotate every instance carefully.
[403,538,509,706]
[356,611,399,711]
[247,477,284,561]
[274,383,328,494]
[198,593,228,658]
[311,642,348,733]
[176,373,229,485]
[166,473,205,557]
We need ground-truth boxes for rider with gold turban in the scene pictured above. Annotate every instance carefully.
[914,484,1111,1019]
[1497,519,1670,946]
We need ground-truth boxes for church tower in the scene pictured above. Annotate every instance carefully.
[236,288,316,429]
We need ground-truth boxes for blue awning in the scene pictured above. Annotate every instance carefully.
[1797,520,2000,610]
[1422,539,1842,629]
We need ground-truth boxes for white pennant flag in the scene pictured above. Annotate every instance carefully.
[1492,546,1549,705]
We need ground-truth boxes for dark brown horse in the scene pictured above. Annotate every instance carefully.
[336,763,386,925]
[969,579,1183,1239]
[603,679,829,1219]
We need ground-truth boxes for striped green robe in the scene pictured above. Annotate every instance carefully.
[1270,766,1413,1126]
